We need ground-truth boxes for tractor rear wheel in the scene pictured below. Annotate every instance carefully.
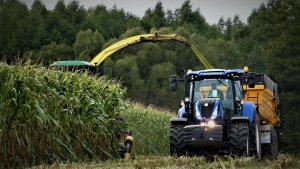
[229,122,250,156]
[170,124,184,155]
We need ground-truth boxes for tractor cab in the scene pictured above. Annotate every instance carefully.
[174,69,245,124]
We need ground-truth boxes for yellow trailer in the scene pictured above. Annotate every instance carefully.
[243,74,280,126]
[242,71,280,159]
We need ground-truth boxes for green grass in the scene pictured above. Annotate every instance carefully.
[31,154,300,169]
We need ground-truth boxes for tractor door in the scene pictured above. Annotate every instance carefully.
[233,79,243,116]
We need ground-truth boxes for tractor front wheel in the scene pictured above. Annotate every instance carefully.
[229,122,250,156]
[170,124,184,156]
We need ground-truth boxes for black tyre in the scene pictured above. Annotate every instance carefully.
[251,115,261,159]
[270,127,279,160]
[177,132,188,156]
[229,122,250,156]
[170,125,184,155]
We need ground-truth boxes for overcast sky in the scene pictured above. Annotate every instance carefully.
[21,0,268,24]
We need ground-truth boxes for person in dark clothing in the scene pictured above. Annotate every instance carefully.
[209,83,224,100]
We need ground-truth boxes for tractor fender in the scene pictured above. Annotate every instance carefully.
[242,101,256,124]
[230,116,250,124]
[177,106,187,118]
[170,118,189,125]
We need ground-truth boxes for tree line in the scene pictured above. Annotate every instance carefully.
[0,0,299,154]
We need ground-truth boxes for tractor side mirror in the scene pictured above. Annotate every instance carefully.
[169,75,177,91]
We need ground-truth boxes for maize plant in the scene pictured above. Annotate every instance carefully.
[124,102,174,155]
[0,62,126,168]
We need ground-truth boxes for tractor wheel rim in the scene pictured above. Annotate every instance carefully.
[247,136,250,156]
[256,121,261,158]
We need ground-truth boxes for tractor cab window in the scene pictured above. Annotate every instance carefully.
[193,79,229,100]
[193,79,235,119]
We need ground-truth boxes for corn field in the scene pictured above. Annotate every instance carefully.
[124,103,174,155]
[0,63,127,168]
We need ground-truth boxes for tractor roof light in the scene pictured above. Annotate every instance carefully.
[244,66,249,73]
[184,97,190,102]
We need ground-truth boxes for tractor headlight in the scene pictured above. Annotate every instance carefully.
[200,120,216,128]
[207,120,216,128]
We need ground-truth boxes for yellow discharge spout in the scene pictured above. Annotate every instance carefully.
[90,33,213,69]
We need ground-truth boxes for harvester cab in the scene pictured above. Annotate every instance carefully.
[49,60,113,78]
[169,69,262,158]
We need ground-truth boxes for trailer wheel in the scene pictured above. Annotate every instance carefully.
[229,122,250,156]
[270,127,279,160]
[170,125,184,155]
[252,115,261,159]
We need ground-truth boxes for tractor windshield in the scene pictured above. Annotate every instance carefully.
[193,79,235,117]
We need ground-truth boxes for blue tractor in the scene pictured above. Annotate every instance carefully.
[169,69,261,158]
